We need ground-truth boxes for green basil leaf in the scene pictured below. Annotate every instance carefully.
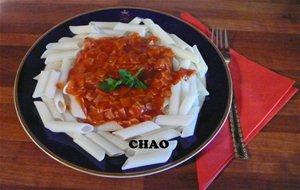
[99,68,147,92]
[100,78,122,92]
[105,78,117,85]
[119,69,132,78]
[134,79,147,89]
[99,81,113,92]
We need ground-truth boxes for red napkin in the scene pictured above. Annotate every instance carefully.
[180,12,298,190]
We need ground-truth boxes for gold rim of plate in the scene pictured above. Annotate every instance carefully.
[13,6,233,178]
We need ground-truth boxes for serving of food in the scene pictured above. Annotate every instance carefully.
[15,7,231,177]
[32,17,209,170]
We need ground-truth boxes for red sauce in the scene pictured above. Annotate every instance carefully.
[56,82,64,90]
[66,33,196,127]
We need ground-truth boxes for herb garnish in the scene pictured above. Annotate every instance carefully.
[99,68,147,92]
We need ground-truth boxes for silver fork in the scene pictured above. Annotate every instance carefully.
[211,28,249,159]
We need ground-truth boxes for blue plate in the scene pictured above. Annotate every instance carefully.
[14,7,232,177]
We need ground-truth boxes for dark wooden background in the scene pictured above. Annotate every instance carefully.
[0,0,299,189]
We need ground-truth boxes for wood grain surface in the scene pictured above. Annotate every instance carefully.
[0,0,299,189]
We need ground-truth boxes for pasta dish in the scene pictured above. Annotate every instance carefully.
[32,17,209,170]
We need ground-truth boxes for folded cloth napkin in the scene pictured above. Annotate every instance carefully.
[180,12,298,190]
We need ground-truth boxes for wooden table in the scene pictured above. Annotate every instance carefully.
[1,1,299,189]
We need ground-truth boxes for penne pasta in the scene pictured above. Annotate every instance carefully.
[195,76,209,96]
[58,37,82,43]
[155,114,195,126]
[44,70,60,98]
[189,75,209,97]
[169,81,181,115]
[89,21,118,29]
[189,75,198,96]
[46,41,82,50]
[95,121,123,132]
[53,91,66,113]
[139,128,181,142]
[142,18,175,45]
[192,45,208,77]
[189,76,199,106]
[32,70,50,98]
[193,96,200,107]
[179,59,191,69]
[170,34,190,49]
[45,50,79,64]
[181,106,200,138]
[134,30,146,37]
[69,25,99,34]
[179,95,198,115]
[180,79,190,102]
[73,134,105,161]
[33,73,40,80]
[34,101,53,123]
[73,34,88,39]
[62,110,77,122]
[163,98,170,113]
[41,97,64,120]
[45,121,93,134]
[58,58,74,85]
[44,61,62,71]
[97,28,125,36]
[34,102,92,134]
[188,62,197,72]
[173,57,180,71]
[41,49,60,59]
[113,121,160,140]
[113,23,147,36]
[86,132,124,157]
[114,23,147,31]
[199,75,206,87]
[97,131,129,151]
[185,45,194,53]
[129,17,143,25]
[68,95,86,119]
[138,126,179,137]
[168,44,199,64]
[123,149,170,168]
[198,95,206,108]
[122,140,177,170]
[85,33,113,39]
[163,98,170,108]
[66,132,80,139]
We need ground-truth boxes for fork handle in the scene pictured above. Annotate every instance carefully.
[229,95,249,159]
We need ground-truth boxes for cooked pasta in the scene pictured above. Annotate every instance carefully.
[122,140,177,170]
[86,132,124,157]
[32,17,209,170]
[112,121,160,140]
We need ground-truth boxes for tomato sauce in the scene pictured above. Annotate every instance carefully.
[66,33,196,127]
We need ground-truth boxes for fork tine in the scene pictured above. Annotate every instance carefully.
[224,28,229,49]
[215,28,219,47]
[220,28,223,49]
[211,28,215,42]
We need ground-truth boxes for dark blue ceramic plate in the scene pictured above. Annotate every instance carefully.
[14,7,232,177]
